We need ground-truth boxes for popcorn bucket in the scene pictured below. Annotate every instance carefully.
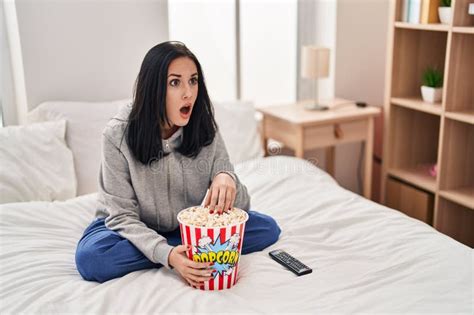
[177,207,249,291]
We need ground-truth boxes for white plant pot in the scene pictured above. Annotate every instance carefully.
[421,86,443,103]
[438,7,452,25]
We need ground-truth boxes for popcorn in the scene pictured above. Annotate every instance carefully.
[178,206,247,227]
[177,206,249,290]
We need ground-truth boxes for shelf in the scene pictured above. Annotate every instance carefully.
[391,28,447,98]
[388,106,440,189]
[388,167,437,193]
[439,119,474,208]
[445,110,474,125]
[452,0,474,27]
[391,97,442,116]
[445,33,474,116]
[439,187,474,210]
[386,1,473,248]
[394,22,449,32]
[452,27,474,34]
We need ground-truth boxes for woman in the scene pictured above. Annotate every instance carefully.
[75,41,281,285]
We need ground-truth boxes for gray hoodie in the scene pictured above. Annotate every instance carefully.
[95,104,251,269]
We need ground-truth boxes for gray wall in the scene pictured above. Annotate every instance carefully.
[293,0,337,181]
[15,0,169,111]
[334,0,389,194]
[5,0,389,196]
[295,0,389,195]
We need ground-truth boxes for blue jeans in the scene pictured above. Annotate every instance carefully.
[75,210,281,283]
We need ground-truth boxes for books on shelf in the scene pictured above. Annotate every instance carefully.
[408,0,422,23]
[421,0,440,23]
[402,0,440,24]
[402,0,410,22]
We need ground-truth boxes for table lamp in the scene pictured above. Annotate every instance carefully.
[301,46,330,109]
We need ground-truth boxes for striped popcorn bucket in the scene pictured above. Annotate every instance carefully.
[177,208,249,290]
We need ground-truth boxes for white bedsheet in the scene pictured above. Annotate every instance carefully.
[0,156,472,314]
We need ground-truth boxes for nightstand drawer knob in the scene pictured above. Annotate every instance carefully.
[334,124,344,139]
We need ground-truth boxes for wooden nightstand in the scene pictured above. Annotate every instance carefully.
[258,99,381,199]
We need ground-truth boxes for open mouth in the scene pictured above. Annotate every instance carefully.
[180,105,192,115]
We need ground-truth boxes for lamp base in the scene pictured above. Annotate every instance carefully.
[304,103,329,111]
[303,99,367,111]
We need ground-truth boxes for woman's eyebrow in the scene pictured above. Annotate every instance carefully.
[168,72,198,78]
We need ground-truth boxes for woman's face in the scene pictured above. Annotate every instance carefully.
[164,56,199,130]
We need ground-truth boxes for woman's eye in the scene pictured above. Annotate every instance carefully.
[190,78,198,85]
[170,79,179,87]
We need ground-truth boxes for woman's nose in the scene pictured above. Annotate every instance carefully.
[183,83,193,99]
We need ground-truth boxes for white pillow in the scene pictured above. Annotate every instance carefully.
[0,120,76,203]
[28,99,130,196]
[213,100,263,164]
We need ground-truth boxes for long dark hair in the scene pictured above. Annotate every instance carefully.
[126,41,217,164]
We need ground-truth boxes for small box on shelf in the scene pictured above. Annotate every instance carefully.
[453,0,474,26]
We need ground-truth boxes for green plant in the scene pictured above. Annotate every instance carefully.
[422,67,443,88]
[440,0,451,7]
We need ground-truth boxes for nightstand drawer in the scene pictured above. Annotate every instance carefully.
[262,116,300,148]
[304,119,368,149]
[258,102,379,199]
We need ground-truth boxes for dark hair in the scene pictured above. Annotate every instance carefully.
[126,41,217,164]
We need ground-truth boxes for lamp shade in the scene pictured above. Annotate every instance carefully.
[301,46,330,79]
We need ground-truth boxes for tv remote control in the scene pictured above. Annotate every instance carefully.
[269,249,312,276]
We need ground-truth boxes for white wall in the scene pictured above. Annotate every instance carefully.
[313,0,337,101]
[241,0,297,107]
[15,0,169,111]
[0,1,16,126]
[168,0,297,107]
[297,0,337,102]
[291,0,337,181]
[168,0,237,102]
[335,0,388,106]
[5,0,389,196]
[294,0,388,195]
[333,0,389,194]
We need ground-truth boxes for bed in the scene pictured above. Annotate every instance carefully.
[0,155,472,314]
[0,101,472,314]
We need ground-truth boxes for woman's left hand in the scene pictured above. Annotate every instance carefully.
[205,173,236,214]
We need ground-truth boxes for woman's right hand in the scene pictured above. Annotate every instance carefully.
[168,245,215,287]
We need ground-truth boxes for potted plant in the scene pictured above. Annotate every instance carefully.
[421,67,443,103]
[438,0,452,24]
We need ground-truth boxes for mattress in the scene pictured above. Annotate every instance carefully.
[0,156,472,314]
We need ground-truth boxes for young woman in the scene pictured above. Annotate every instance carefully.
[75,41,281,285]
